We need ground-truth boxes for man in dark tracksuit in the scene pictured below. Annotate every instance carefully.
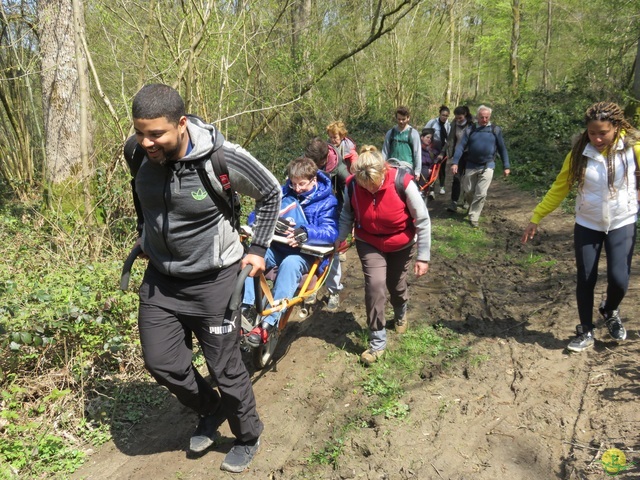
[128,84,281,473]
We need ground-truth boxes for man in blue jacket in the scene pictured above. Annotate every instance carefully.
[450,105,510,227]
[242,157,339,345]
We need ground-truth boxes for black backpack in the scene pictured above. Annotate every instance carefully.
[468,123,497,140]
[466,124,500,162]
[123,132,240,234]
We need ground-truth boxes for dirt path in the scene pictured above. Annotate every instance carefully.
[73,178,640,479]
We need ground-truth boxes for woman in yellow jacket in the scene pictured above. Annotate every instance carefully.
[522,102,640,352]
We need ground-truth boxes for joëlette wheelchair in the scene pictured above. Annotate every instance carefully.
[385,156,443,205]
[235,225,336,369]
[120,230,337,370]
[417,158,444,203]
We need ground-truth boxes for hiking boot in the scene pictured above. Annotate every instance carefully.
[326,293,340,312]
[246,322,275,348]
[439,187,446,195]
[394,302,408,334]
[446,201,457,212]
[220,437,260,473]
[599,301,626,341]
[360,349,385,366]
[189,412,224,453]
[469,219,479,228]
[567,325,594,353]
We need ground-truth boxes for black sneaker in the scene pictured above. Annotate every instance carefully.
[567,325,594,353]
[599,302,627,341]
[189,411,225,453]
[220,437,260,473]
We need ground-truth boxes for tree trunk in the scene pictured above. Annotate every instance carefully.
[72,0,93,227]
[509,0,520,97]
[444,0,455,105]
[291,0,311,129]
[39,0,84,184]
[633,38,640,101]
[542,0,551,90]
[474,23,483,101]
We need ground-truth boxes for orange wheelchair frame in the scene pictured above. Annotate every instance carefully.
[234,226,337,369]
[417,159,443,196]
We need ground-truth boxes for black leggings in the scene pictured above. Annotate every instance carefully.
[438,159,447,187]
[574,222,636,329]
[451,156,467,202]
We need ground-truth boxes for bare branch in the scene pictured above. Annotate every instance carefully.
[244,0,423,145]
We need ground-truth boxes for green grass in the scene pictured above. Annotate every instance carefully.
[517,252,558,270]
[469,354,491,367]
[360,325,465,420]
[432,221,491,260]
[305,324,466,471]
[307,438,345,468]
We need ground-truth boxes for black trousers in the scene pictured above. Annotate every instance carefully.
[138,263,263,443]
[574,222,636,330]
[451,156,467,203]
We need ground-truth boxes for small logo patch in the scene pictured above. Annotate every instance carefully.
[601,448,634,476]
[192,188,208,200]
[209,318,236,335]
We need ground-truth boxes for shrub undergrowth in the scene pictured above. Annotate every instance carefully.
[0,203,151,479]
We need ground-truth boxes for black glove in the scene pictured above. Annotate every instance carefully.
[293,227,308,244]
[275,217,293,235]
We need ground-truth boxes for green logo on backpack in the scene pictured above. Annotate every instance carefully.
[192,188,208,200]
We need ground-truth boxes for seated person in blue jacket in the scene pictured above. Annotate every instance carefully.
[242,156,339,346]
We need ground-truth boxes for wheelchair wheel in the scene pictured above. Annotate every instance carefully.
[253,329,279,369]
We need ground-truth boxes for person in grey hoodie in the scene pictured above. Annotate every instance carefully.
[128,84,281,473]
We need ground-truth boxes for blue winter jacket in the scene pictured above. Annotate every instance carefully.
[281,170,339,245]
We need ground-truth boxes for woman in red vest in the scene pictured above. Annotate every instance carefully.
[335,145,431,365]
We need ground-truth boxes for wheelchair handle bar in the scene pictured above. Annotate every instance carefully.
[120,244,143,291]
[230,264,253,311]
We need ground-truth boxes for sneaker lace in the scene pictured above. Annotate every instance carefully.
[574,329,591,342]
[606,317,621,330]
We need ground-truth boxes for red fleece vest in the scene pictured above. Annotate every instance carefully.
[349,168,415,252]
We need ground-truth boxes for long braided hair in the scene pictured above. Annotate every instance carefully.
[568,101,639,192]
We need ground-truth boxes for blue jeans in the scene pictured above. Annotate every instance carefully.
[324,254,343,294]
[243,247,312,327]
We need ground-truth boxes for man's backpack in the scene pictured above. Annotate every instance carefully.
[468,123,498,142]
[123,132,241,233]
[466,123,499,160]
[389,127,417,165]
[390,127,415,150]
[390,126,414,146]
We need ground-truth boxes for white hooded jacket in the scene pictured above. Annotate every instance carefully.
[575,140,638,232]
